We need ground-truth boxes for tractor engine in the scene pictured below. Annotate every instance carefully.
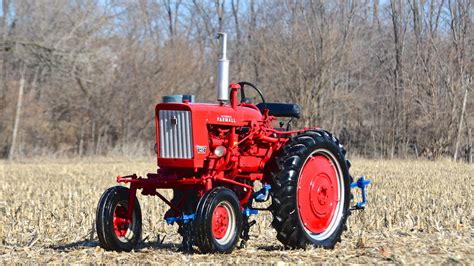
[155,95,271,181]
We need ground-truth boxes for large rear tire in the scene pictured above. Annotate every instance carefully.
[269,129,351,248]
[96,186,142,251]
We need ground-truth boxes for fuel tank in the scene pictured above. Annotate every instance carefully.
[155,102,263,168]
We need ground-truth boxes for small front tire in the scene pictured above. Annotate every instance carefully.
[96,186,142,251]
[194,187,243,253]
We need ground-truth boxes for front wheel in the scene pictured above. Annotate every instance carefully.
[269,129,351,248]
[194,187,243,253]
[96,186,142,251]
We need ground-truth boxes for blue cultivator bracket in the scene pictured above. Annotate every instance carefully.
[243,208,259,217]
[254,183,271,202]
[242,184,272,217]
[350,176,371,210]
[165,213,195,225]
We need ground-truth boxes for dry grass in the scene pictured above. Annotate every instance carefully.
[0,157,472,264]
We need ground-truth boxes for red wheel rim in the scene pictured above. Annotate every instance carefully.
[212,205,229,239]
[297,154,339,234]
[113,204,129,238]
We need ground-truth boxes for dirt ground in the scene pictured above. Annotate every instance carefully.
[0,157,472,264]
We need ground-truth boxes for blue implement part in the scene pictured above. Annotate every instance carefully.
[350,176,371,209]
[253,184,271,202]
[165,213,195,225]
[243,208,258,217]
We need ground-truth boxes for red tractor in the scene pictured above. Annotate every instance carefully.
[96,33,370,253]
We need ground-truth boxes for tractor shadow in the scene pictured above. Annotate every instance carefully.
[138,240,180,251]
[256,245,286,251]
[50,239,180,252]
[51,240,99,250]
[50,238,282,253]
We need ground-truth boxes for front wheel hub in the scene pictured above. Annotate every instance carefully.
[212,205,230,239]
[113,204,129,238]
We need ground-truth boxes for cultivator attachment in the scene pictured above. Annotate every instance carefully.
[350,176,371,210]
[165,213,196,225]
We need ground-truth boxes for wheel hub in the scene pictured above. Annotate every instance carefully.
[318,186,328,205]
[113,205,129,237]
[298,155,339,234]
[212,205,229,239]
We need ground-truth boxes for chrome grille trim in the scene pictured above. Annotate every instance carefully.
[159,110,193,159]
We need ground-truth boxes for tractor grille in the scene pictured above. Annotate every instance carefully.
[159,110,193,159]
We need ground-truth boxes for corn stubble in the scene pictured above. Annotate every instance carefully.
[0,158,472,263]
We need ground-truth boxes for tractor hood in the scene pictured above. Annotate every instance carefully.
[155,102,263,126]
[154,102,263,168]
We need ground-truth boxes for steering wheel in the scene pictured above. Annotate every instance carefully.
[238,81,266,110]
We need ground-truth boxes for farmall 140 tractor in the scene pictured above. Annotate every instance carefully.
[96,33,370,253]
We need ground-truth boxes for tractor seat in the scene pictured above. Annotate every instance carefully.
[256,103,301,119]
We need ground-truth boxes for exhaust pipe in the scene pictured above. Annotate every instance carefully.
[216,32,229,103]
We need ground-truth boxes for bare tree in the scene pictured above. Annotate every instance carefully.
[8,65,25,160]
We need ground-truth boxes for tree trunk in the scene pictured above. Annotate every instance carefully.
[0,0,9,103]
[454,86,468,161]
[8,70,26,160]
[390,0,405,158]
[468,127,472,164]
[78,120,84,157]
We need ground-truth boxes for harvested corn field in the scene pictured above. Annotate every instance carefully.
[0,158,472,264]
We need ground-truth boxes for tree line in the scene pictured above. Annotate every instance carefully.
[0,0,472,162]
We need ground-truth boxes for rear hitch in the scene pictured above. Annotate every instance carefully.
[350,176,371,211]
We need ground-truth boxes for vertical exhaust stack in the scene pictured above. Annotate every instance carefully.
[216,32,229,104]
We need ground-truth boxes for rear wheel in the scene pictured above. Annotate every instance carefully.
[269,129,351,248]
[96,186,142,251]
[194,187,243,253]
